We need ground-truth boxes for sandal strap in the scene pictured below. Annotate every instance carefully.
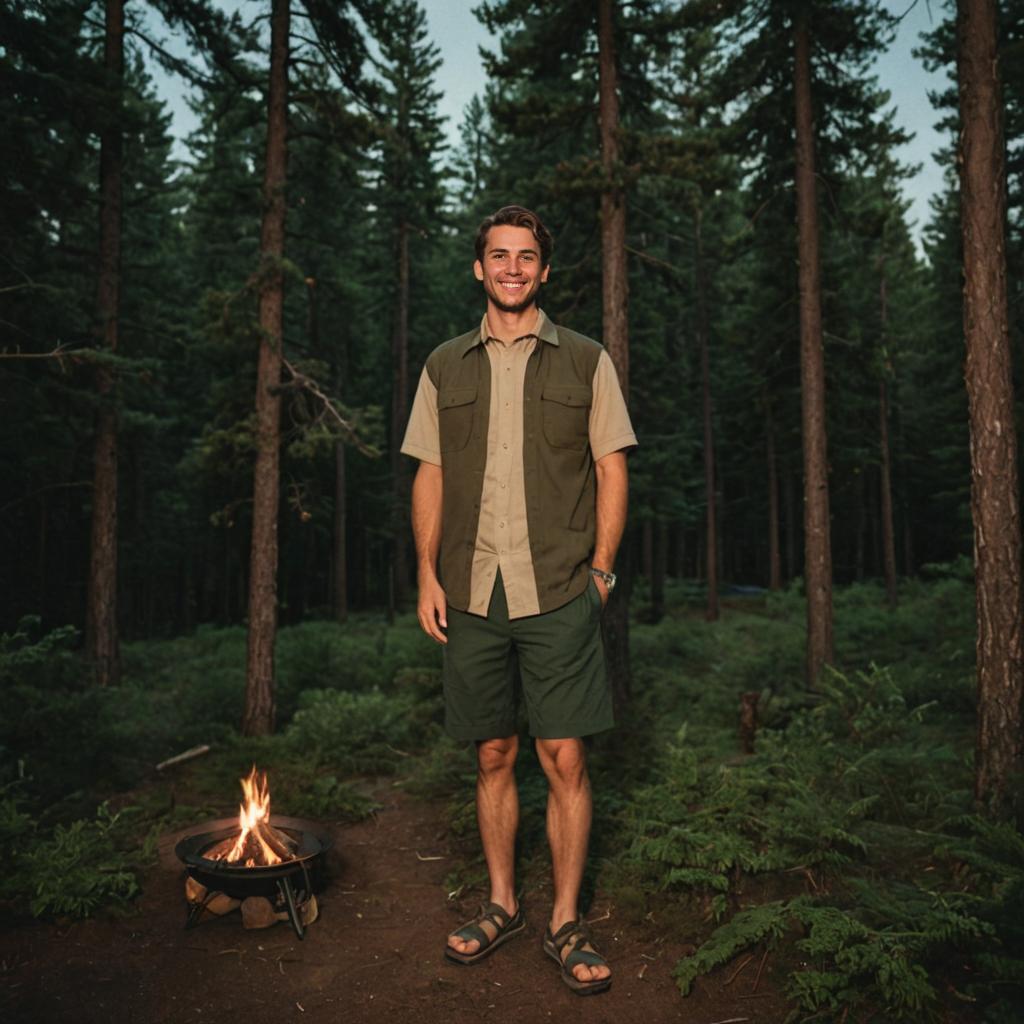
[550,918,607,970]
[551,918,589,953]
[453,921,489,946]
[452,902,516,950]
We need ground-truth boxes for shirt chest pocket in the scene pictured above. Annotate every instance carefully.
[540,384,592,451]
[438,386,477,453]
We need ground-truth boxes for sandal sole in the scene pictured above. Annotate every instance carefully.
[543,937,612,996]
[444,913,526,966]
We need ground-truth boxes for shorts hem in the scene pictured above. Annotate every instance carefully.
[529,718,615,740]
[446,722,517,742]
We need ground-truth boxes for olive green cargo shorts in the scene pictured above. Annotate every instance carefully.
[442,571,614,741]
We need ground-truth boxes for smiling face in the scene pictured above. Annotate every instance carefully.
[473,224,550,315]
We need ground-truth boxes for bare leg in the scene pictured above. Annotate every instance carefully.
[535,737,610,984]
[447,735,519,955]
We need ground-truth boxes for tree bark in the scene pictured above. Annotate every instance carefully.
[85,0,124,687]
[878,264,898,610]
[696,203,719,621]
[334,440,348,623]
[784,470,796,583]
[651,519,667,621]
[957,0,1024,817]
[794,13,834,686]
[765,394,782,591]
[390,219,410,620]
[597,0,630,705]
[243,0,290,737]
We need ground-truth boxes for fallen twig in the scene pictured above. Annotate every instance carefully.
[723,953,754,987]
[751,947,769,994]
[415,851,444,861]
[156,744,211,771]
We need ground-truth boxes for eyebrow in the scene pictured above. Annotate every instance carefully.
[487,246,539,256]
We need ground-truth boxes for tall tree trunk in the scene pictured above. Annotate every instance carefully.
[334,441,348,622]
[243,0,289,737]
[651,519,667,621]
[696,204,719,621]
[597,0,630,705]
[854,466,867,582]
[765,394,782,591]
[957,0,1023,817]
[878,263,898,610]
[390,220,410,621]
[784,470,796,583]
[794,13,833,686]
[86,0,124,688]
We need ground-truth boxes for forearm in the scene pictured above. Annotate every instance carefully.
[593,450,628,571]
[411,461,443,581]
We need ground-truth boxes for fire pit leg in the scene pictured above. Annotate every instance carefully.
[185,894,212,930]
[277,876,304,940]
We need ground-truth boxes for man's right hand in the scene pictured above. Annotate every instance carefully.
[417,576,448,644]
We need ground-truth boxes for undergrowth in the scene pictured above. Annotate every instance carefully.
[3,573,1022,1023]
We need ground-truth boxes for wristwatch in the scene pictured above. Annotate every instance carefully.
[590,566,617,592]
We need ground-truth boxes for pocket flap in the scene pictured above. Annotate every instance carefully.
[541,384,593,408]
[438,386,477,410]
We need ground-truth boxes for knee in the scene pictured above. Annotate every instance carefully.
[477,735,518,778]
[536,738,587,787]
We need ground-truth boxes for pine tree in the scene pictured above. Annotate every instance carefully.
[364,0,446,618]
[956,0,1023,817]
[85,0,125,687]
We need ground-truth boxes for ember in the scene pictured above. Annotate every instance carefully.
[204,766,297,866]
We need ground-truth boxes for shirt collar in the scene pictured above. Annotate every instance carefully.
[457,307,559,357]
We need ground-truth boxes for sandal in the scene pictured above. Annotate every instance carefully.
[543,917,612,995]
[444,901,525,965]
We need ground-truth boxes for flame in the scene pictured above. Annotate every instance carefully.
[225,766,282,866]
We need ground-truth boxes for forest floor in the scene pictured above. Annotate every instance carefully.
[0,781,790,1024]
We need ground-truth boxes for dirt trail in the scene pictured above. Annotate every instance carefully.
[0,789,787,1023]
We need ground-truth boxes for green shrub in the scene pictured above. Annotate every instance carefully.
[0,792,141,918]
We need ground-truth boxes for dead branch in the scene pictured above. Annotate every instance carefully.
[156,744,211,772]
[281,358,379,457]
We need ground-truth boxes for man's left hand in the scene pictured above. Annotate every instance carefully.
[593,574,610,608]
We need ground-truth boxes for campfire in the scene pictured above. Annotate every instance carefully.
[174,766,331,939]
[205,767,297,866]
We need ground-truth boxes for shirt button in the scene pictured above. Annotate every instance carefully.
[499,521,505,529]
[500,482,506,489]
[503,443,508,450]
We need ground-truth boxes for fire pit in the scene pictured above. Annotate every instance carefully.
[174,768,332,940]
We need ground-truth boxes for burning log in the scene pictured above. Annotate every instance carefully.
[205,766,298,867]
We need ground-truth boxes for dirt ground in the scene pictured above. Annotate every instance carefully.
[0,788,791,1024]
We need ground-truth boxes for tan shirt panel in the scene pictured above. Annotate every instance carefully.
[469,322,540,617]
[400,309,638,619]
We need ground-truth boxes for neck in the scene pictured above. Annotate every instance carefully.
[485,302,539,345]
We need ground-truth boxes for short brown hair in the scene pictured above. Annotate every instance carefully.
[474,205,554,268]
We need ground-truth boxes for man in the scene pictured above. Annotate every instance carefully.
[401,205,635,996]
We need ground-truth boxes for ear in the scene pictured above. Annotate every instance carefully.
[540,264,550,283]
[473,259,484,281]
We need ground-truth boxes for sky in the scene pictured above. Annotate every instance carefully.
[148,0,951,247]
